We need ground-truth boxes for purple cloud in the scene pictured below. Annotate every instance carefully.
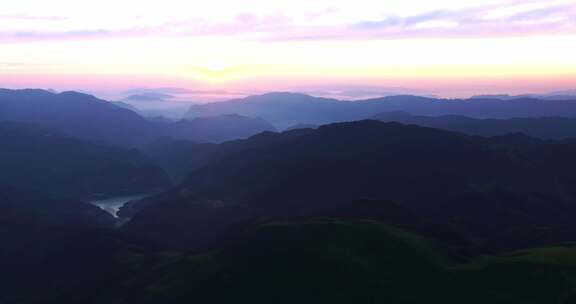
[350,3,575,36]
[262,2,575,41]
[0,2,574,43]
[0,28,158,43]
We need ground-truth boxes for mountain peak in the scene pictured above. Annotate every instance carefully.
[57,90,101,100]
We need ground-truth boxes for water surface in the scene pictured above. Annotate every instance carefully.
[89,194,147,218]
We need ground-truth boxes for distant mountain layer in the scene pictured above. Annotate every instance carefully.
[125,92,174,101]
[0,89,276,146]
[111,101,141,112]
[373,111,576,139]
[124,120,576,252]
[471,93,576,100]
[0,89,150,146]
[0,122,171,199]
[169,114,276,143]
[5,89,576,145]
[186,92,576,128]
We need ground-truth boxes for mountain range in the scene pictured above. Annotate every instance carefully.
[6,88,576,303]
[373,111,576,139]
[123,120,576,254]
[0,89,276,146]
[186,92,576,128]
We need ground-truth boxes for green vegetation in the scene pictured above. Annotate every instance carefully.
[95,219,576,304]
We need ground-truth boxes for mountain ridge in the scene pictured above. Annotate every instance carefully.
[186,92,576,128]
[0,89,277,146]
[123,120,576,252]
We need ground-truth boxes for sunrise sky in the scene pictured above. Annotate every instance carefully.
[1,0,575,100]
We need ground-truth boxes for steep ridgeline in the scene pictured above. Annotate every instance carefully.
[125,121,576,253]
[186,92,576,129]
[142,128,312,182]
[0,89,151,146]
[0,122,171,199]
[373,111,576,139]
[0,89,276,146]
[125,128,315,213]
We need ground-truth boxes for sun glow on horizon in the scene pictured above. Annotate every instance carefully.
[1,0,575,99]
[203,62,231,73]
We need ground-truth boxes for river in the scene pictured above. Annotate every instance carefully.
[89,194,148,218]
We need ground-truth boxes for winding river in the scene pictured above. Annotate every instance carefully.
[89,194,147,218]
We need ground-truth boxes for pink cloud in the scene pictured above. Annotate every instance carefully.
[0,1,573,43]
[0,14,67,21]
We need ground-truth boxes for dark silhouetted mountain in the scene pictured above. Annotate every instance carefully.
[142,125,304,184]
[373,111,576,139]
[9,89,576,304]
[128,128,315,211]
[6,121,576,303]
[0,89,278,146]
[186,92,576,128]
[5,115,576,304]
[123,120,576,252]
[0,122,171,199]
